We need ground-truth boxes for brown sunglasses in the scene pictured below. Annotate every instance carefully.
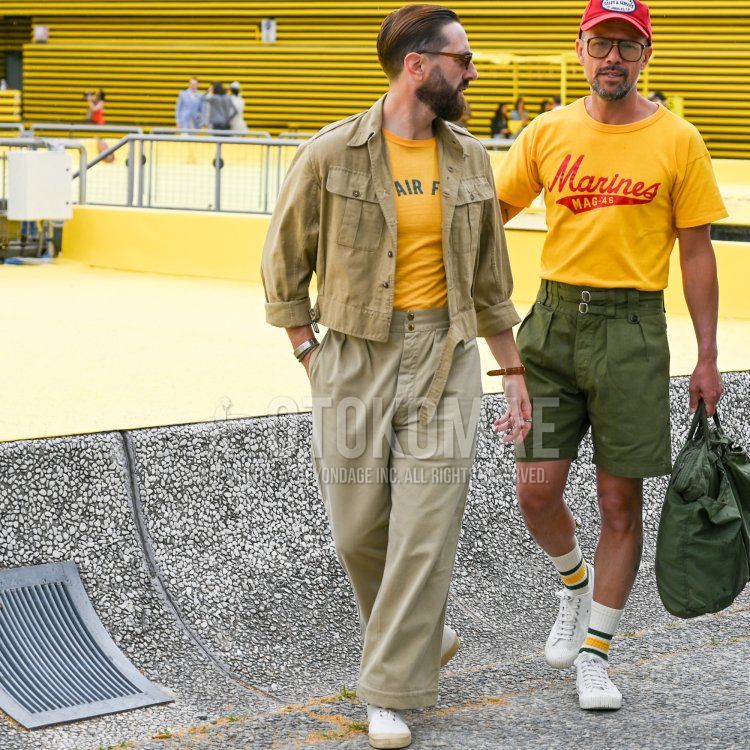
[418,50,474,70]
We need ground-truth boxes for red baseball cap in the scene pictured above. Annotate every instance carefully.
[580,0,652,41]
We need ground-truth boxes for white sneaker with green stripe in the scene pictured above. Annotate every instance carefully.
[544,566,594,669]
[574,652,622,710]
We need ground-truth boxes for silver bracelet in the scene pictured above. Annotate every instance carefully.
[293,338,319,362]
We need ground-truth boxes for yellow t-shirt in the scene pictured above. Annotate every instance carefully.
[383,129,448,309]
[495,98,728,291]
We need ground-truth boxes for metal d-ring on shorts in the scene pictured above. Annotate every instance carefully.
[515,279,672,478]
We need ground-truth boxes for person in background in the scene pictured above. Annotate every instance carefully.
[85,89,106,125]
[552,95,564,109]
[490,102,512,138]
[648,90,668,107]
[539,98,555,114]
[509,96,530,123]
[175,77,205,131]
[85,89,113,162]
[228,81,249,132]
[203,82,237,132]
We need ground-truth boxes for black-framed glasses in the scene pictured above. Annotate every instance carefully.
[585,37,650,62]
[418,50,474,69]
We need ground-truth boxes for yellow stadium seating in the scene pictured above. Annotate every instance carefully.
[0,2,748,157]
[0,91,22,121]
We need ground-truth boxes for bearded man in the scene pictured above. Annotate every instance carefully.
[262,4,529,747]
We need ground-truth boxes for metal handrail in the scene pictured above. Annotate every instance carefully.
[277,131,316,139]
[2,127,516,214]
[0,137,87,204]
[72,135,130,176]
[0,123,25,136]
[29,123,144,136]
[150,127,272,138]
[127,134,305,146]
[478,137,515,150]
[71,132,305,212]
[0,127,520,216]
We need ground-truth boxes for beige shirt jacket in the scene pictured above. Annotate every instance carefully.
[261,94,520,426]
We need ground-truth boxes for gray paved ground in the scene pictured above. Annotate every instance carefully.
[86,602,750,750]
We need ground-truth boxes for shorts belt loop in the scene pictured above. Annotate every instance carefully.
[627,289,639,319]
[542,279,552,307]
[550,281,561,312]
[627,289,649,360]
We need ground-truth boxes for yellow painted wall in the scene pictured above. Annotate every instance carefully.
[62,205,270,281]
[63,205,750,319]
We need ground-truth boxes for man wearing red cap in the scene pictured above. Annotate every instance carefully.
[494,0,727,710]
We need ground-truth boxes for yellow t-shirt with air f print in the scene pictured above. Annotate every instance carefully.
[383,128,448,310]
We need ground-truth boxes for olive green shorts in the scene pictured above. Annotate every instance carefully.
[516,279,672,478]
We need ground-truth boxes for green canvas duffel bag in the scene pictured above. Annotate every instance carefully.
[656,401,750,618]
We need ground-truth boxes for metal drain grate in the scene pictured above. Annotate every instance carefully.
[0,561,173,729]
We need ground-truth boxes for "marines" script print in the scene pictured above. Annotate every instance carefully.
[549,154,661,215]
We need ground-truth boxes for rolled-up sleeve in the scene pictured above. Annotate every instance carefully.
[261,143,320,328]
[474,152,521,336]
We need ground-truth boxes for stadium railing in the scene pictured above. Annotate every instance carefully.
[0,123,25,137]
[28,123,144,136]
[150,127,273,138]
[74,133,305,213]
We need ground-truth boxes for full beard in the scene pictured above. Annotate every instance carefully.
[416,67,466,121]
[590,66,638,101]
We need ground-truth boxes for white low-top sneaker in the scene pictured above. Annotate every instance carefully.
[441,625,461,667]
[574,652,622,710]
[545,566,594,669]
[367,704,412,749]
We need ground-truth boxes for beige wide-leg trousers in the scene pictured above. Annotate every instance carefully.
[309,307,482,709]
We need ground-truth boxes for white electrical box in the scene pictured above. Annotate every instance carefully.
[7,150,73,221]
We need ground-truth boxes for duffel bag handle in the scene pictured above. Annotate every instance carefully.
[687,399,722,443]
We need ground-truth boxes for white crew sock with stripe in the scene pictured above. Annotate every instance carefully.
[549,539,591,594]
[580,601,623,661]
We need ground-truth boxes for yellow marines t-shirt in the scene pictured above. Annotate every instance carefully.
[383,129,448,309]
[495,98,728,290]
